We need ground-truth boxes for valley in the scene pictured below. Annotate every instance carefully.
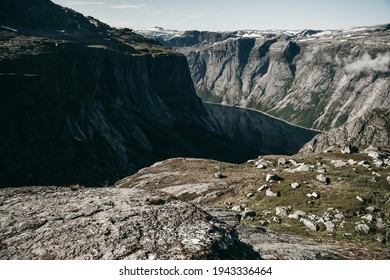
[0,0,389,260]
[138,25,390,131]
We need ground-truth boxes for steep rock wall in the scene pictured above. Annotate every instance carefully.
[152,27,390,131]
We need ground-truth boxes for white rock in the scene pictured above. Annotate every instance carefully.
[288,210,306,220]
[266,173,283,182]
[356,196,365,203]
[324,221,335,232]
[316,168,326,173]
[294,164,311,172]
[331,159,348,168]
[300,218,319,231]
[266,189,280,197]
[355,223,370,234]
[341,144,358,154]
[231,205,242,212]
[347,159,357,165]
[387,176,390,184]
[361,214,374,222]
[257,184,268,192]
[316,174,330,185]
[247,192,254,198]
[277,158,289,165]
[272,216,280,223]
[291,182,300,189]
[372,171,381,177]
[334,213,345,220]
[306,192,320,199]
[275,206,288,217]
[241,209,256,218]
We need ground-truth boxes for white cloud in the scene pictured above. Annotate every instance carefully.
[344,53,390,73]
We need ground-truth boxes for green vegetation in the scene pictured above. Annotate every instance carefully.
[120,151,390,257]
[196,87,223,103]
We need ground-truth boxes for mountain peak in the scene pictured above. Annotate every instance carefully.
[0,0,109,34]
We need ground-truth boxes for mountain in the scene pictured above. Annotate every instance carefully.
[0,1,318,187]
[299,109,390,153]
[137,25,390,131]
[0,0,252,187]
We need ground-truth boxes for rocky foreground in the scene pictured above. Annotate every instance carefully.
[1,147,389,260]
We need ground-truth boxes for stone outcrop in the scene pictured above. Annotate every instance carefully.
[300,109,390,153]
[0,187,260,260]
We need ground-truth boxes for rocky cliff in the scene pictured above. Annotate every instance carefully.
[0,0,251,187]
[300,109,390,153]
[139,26,390,131]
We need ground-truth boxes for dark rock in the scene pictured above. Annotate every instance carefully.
[0,0,256,187]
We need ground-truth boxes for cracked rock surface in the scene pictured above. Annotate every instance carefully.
[0,187,259,260]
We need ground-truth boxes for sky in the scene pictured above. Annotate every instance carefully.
[51,0,390,31]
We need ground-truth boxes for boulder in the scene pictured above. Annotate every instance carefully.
[241,209,256,219]
[341,144,358,154]
[291,182,300,189]
[316,174,330,185]
[266,189,281,197]
[257,184,268,192]
[331,160,348,168]
[288,210,306,220]
[355,223,370,234]
[324,221,336,233]
[275,207,288,217]
[266,173,283,182]
[356,196,365,203]
[231,205,243,212]
[306,192,320,199]
[300,218,319,231]
[247,192,254,198]
[277,158,289,165]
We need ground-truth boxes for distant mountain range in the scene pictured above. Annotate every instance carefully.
[137,24,390,131]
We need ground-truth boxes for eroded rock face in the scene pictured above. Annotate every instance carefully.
[0,187,260,260]
[300,109,390,153]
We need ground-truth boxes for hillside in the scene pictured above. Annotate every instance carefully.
[0,0,251,186]
[300,109,390,153]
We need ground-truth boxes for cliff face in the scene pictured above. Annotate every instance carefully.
[299,109,390,153]
[0,0,249,186]
[142,26,390,131]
